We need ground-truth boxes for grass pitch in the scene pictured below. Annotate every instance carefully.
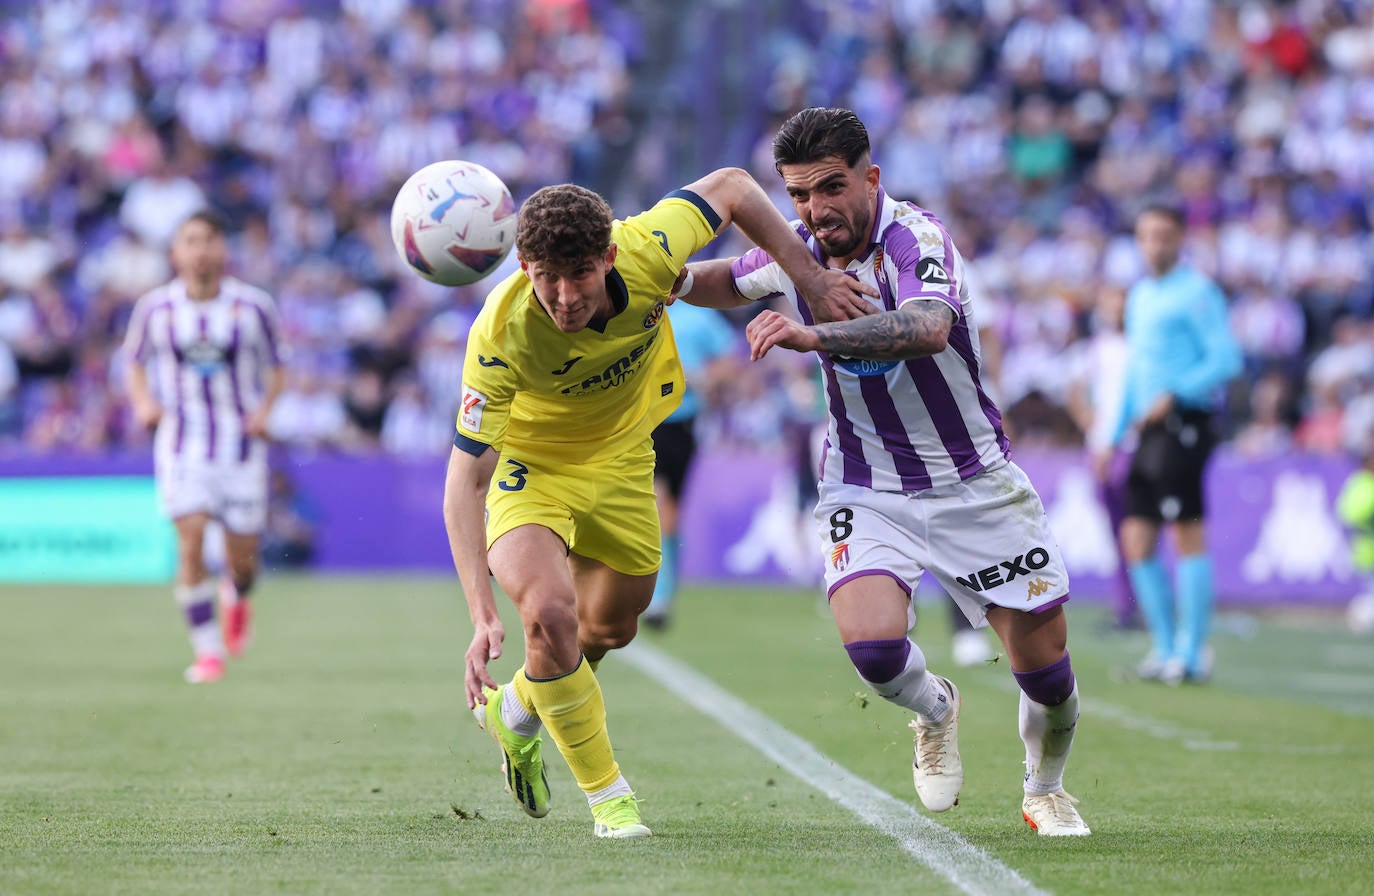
[1,577,1372,895]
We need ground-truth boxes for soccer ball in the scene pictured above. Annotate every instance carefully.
[390,160,517,286]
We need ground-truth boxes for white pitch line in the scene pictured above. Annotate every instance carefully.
[621,642,1048,896]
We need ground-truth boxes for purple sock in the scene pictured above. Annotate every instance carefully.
[1013,652,1075,707]
[844,638,910,684]
[183,599,215,628]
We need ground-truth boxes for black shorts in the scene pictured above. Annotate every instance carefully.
[651,419,698,500]
[1126,408,1216,523]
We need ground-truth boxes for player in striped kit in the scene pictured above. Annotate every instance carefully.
[681,108,1090,835]
[122,210,285,684]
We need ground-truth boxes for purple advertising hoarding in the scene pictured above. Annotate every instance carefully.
[0,448,1360,605]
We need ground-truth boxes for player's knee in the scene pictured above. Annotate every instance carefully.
[521,600,579,650]
[581,618,637,653]
[845,637,917,690]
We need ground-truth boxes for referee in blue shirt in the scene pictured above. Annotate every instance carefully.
[1106,204,1242,685]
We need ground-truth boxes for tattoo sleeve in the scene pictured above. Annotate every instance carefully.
[811,300,957,360]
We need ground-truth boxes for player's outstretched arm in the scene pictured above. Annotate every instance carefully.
[670,260,750,309]
[124,361,162,431]
[442,443,505,709]
[681,167,875,320]
[746,300,956,362]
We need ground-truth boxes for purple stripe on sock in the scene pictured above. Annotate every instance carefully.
[844,637,910,684]
[1013,651,1075,706]
[184,599,215,628]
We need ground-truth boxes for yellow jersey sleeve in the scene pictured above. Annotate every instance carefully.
[614,190,722,295]
[455,317,518,454]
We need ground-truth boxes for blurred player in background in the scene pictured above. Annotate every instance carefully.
[1338,441,1374,635]
[1077,286,1140,630]
[446,170,874,839]
[122,210,285,683]
[683,107,1090,835]
[1105,205,1242,685]
[643,301,738,630]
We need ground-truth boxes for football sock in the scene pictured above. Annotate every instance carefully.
[1175,553,1213,672]
[1128,556,1175,660]
[1014,653,1078,796]
[500,679,541,737]
[516,657,621,794]
[847,637,951,723]
[176,580,224,657]
[648,536,678,614]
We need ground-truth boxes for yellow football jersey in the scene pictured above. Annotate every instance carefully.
[455,191,721,466]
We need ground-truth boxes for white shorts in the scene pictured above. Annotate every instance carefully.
[156,456,268,534]
[813,461,1070,628]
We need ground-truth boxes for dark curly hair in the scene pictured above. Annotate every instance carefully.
[515,184,614,267]
[773,107,871,171]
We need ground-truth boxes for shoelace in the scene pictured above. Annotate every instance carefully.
[594,795,641,826]
[1037,791,1082,826]
[908,718,953,773]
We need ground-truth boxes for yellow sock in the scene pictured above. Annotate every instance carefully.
[515,658,620,795]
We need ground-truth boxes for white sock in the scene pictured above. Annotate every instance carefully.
[175,580,224,658]
[1020,684,1079,795]
[501,682,541,737]
[859,641,952,724]
[585,774,633,808]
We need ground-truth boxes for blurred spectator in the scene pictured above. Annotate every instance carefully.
[261,469,319,568]
[0,0,1368,465]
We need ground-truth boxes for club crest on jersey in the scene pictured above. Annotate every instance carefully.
[459,386,487,432]
[830,542,850,572]
[643,300,665,329]
[872,246,888,288]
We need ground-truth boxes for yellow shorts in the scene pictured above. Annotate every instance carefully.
[485,443,660,576]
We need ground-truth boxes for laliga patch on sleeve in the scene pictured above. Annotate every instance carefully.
[459,386,487,432]
[915,257,950,286]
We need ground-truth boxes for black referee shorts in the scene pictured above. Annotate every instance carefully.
[651,418,698,501]
[1126,408,1217,523]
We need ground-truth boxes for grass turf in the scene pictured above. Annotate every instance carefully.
[2,577,1372,895]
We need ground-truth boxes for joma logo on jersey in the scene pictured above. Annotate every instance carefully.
[955,546,1051,592]
[1025,578,1053,600]
[560,330,658,396]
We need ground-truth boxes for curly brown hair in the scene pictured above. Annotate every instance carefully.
[515,184,614,267]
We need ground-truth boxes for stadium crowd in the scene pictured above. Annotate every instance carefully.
[1,0,1372,460]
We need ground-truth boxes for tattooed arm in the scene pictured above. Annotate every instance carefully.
[745,300,956,362]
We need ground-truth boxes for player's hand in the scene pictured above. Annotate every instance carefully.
[1142,392,1174,426]
[797,267,877,323]
[666,267,689,306]
[244,407,272,439]
[1090,447,1113,482]
[746,309,821,361]
[464,621,505,710]
[133,399,162,431]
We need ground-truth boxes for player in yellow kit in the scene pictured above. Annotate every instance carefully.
[443,168,875,838]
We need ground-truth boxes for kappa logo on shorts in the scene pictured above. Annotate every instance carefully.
[830,542,850,572]
[955,546,1051,593]
[459,386,487,432]
[1025,578,1053,600]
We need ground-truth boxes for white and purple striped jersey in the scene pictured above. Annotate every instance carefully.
[122,277,284,465]
[731,190,1009,492]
